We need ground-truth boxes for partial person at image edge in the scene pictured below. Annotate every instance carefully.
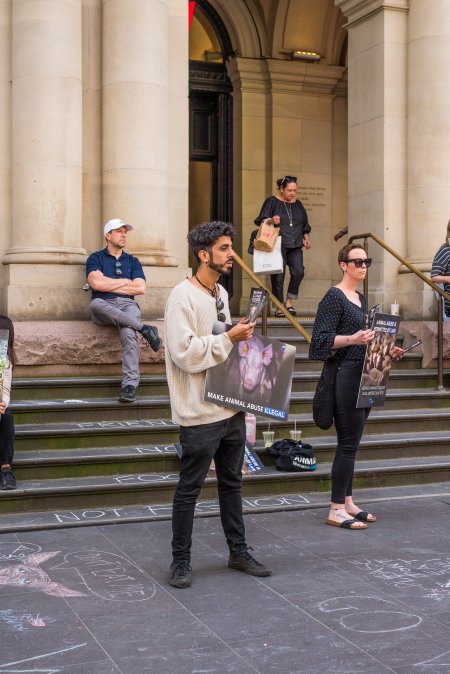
[430,218,450,318]
[164,220,271,589]
[0,315,17,490]
[86,218,161,403]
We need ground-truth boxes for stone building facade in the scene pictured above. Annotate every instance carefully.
[0,0,449,322]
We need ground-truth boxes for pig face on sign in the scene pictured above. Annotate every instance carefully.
[238,338,274,396]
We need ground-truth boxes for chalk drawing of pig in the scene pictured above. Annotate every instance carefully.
[0,552,86,597]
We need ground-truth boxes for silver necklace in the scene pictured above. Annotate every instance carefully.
[284,201,293,226]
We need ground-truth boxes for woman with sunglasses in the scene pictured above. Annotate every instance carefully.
[309,244,403,529]
[0,315,17,490]
[254,176,311,317]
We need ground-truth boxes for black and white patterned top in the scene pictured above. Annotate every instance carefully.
[309,287,368,362]
[431,245,450,315]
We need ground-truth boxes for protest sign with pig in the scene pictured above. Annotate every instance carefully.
[204,332,295,420]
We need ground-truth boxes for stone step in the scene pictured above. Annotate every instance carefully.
[10,385,450,425]
[15,418,180,451]
[11,396,174,424]
[11,364,446,402]
[12,407,450,452]
[10,430,450,481]
[10,348,424,396]
[2,454,450,517]
[12,375,170,400]
[0,480,449,533]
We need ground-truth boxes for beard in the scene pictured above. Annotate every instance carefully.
[208,257,232,275]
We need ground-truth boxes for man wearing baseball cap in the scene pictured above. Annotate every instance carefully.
[86,219,161,402]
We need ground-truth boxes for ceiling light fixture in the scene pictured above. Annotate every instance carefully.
[291,50,321,62]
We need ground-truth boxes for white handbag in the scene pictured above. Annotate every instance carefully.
[253,236,283,275]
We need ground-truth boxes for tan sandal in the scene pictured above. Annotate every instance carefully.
[352,510,377,523]
[326,517,367,530]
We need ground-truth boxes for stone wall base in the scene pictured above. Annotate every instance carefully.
[399,321,450,369]
[11,320,166,377]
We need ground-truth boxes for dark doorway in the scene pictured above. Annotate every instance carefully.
[189,1,233,294]
[189,62,233,293]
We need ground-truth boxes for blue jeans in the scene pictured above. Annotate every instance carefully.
[332,360,370,503]
[172,412,247,562]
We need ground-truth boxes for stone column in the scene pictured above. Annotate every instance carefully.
[167,0,189,267]
[102,0,177,267]
[5,0,85,264]
[227,57,270,313]
[398,0,450,318]
[336,0,408,311]
[0,1,12,278]
[82,0,103,256]
[407,0,450,264]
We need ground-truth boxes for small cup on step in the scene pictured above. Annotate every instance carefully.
[262,430,275,447]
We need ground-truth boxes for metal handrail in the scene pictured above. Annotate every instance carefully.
[348,232,450,302]
[348,232,450,388]
[232,251,311,343]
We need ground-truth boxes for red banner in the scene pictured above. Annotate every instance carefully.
[188,1,196,29]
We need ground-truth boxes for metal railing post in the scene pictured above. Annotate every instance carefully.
[261,303,268,337]
[363,237,369,299]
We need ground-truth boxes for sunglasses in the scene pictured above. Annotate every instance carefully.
[115,261,122,276]
[345,258,372,268]
[216,296,226,323]
[280,175,297,186]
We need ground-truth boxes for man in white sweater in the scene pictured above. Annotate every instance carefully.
[165,221,271,588]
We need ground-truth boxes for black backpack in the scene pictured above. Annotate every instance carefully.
[267,439,317,472]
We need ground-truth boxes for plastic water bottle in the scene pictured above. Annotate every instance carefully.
[245,413,256,445]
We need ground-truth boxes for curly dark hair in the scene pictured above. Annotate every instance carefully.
[0,315,14,365]
[188,221,235,264]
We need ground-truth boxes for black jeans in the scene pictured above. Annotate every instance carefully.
[172,412,246,562]
[0,410,15,465]
[271,247,304,303]
[331,360,370,504]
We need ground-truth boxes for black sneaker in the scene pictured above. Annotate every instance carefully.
[228,547,271,577]
[0,468,16,490]
[139,324,161,352]
[119,385,136,402]
[168,561,192,588]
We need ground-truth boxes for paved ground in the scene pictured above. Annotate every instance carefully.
[1,490,450,673]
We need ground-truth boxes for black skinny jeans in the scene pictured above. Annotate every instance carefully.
[271,247,304,303]
[331,360,370,504]
[172,412,247,562]
[0,409,15,465]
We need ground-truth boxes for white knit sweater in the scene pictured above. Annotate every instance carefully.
[164,279,237,426]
